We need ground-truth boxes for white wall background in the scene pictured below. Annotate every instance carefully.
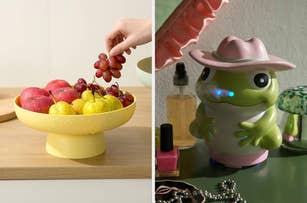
[156,0,307,126]
[0,0,152,87]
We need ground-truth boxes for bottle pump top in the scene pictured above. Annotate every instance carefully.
[160,123,174,152]
[173,62,188,86]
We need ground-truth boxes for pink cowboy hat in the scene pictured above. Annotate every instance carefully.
[190,36,295,71]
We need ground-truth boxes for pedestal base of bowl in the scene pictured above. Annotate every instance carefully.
[46,132,105,159]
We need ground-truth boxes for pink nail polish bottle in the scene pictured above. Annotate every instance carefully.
[157,123,179,173]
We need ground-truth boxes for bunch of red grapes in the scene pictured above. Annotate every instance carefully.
[74,78,106,96]
[93,53,126,82]
[74,78,134,107]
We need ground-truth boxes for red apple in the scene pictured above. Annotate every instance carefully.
[20,87,50,105]
[21,95,53,114]
[45,79,70,93]
[52,87,79,103]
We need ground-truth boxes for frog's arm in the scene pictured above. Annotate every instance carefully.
[284,114,298,137]
[236,105,282,149]
[190,102,215,141]
[259,124,282,149]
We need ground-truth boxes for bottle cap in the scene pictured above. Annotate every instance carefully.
[173,62,188,86]
[160,123,174,152]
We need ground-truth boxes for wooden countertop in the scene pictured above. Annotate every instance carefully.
[0,87,151,180]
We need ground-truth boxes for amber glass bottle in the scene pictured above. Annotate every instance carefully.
[167,63,196,148]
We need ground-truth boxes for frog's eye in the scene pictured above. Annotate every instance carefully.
[248,71,271,89]
[200,67,215,82]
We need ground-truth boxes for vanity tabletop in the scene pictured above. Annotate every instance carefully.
[0,87,151,180]
[170,141,307,203]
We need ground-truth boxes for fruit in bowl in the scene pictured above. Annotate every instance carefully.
[45,79,71,93]
[20,95,54,114]
[49,100,77,115]
[15,78,136,159]
[18,78,134,115]
[20,87,54,113]
[52,87,79,104]
[72,99,85,114]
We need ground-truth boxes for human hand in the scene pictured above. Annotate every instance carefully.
[105,18,152,56]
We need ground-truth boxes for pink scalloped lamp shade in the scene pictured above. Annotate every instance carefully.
[155,0,229,70]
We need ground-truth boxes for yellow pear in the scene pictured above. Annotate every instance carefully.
[72,98,85,114]
[100,95,123,112]
[82,99,108,114]
[81,89,102,101]
[49,101,76,115]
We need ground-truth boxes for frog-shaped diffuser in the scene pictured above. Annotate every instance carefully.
[190,36,295,168]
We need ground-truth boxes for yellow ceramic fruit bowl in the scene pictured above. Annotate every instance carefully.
[14,95,136,159]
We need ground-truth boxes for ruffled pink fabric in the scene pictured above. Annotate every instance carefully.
[155,0,229,70]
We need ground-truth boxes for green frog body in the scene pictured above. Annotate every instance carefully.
[190,69,282,167]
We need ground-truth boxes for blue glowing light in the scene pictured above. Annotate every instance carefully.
[228,91,235,97]
[216,89,222,96]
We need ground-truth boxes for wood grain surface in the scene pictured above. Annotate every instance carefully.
[0,87,151,180]
[0,88,19,122]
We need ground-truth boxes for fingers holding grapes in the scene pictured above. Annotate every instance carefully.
[105,19,152,57]
[96,19,151,83]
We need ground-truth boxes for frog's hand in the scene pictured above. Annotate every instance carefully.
[235,129,253,147]
[236,106,278,147]
[284,114,299,137]
[190,104,204,139]
[195,102,206,120]
[190,103,215,141]
[190,119,215,141]
[190,120,203,139]
[236,121,261,147]
[259,124,282,149]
